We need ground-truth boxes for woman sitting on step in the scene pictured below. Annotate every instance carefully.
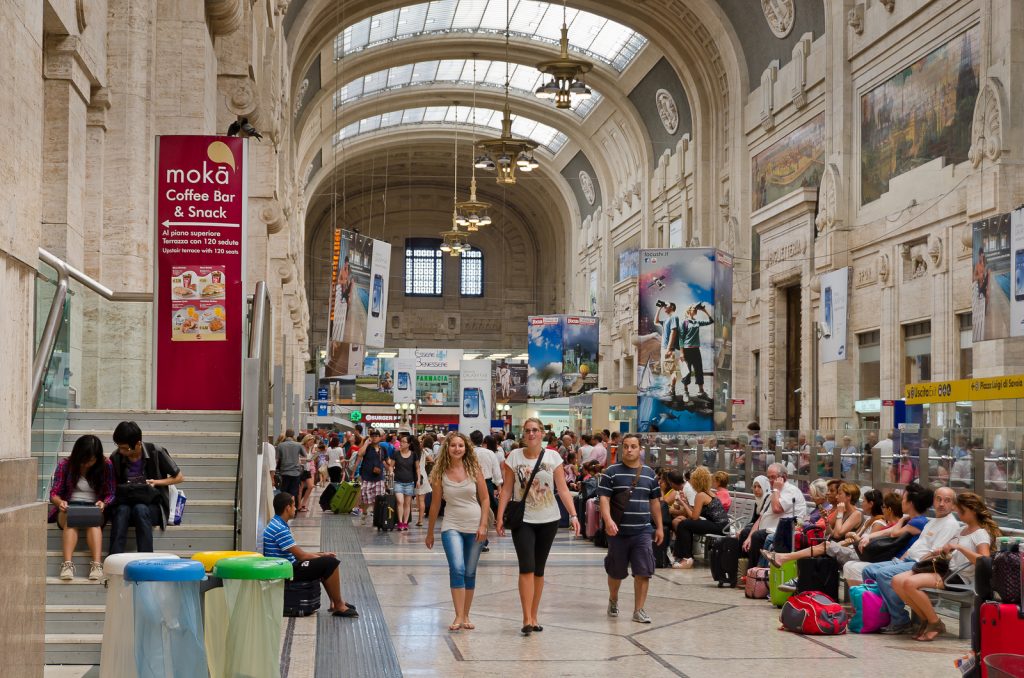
[49,435,115,581]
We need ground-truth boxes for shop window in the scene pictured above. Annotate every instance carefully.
[858,331,880,399]
[405,238,443,296]
[460,248,483,297]
[903,321,932,387]
[958,313,972,379]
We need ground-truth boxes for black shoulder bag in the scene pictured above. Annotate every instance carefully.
[609,465,642,526]
[503,453,545,531]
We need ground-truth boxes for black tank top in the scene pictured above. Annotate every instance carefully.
[394,452,417,483]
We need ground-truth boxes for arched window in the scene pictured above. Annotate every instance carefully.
[460,248,483,297]
[405,238,443,296]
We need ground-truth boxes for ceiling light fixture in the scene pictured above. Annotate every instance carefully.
[455,56,493,230]
[535,0,593,109]
[475,1,540,185]
[441,102,470,255]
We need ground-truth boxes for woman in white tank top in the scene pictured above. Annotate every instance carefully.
[425,432,490,632]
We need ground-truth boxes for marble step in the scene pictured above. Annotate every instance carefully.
[47,523,235,553]
[44,634,101,667]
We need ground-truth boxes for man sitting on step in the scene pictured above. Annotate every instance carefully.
[264,492,358,617]
[108,421,184,556]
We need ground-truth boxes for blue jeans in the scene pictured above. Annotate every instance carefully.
[862,559,916,626]
[108,502,158,555]
[441,530,483,590]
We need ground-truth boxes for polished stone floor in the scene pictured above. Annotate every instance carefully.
[47,490,972,677]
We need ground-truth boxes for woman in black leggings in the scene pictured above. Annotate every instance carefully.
[497,417,580,635]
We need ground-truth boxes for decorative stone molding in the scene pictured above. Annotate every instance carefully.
[277,262,294,284]
[275,0,291,16]
[86,87,111,128]
[879,0,896,12]
[259,201,285,235]
[848,4,865,35]
[655,89,679,134]
[205,0,244,36]
[968,78,1007,168]
[761,0,795,38]
[928,234,943,269]
[765,238,807,268]
[76,0,89,32]
[814,164,843,234]
[579,171,596,205]
[220,76,261,128]
[791,33,812,110]
[900,240,928,281]
[878,253,890,284]
[293,79,309,119]
[760,61,779,132]
[722,217,738,254]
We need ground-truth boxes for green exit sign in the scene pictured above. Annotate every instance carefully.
[349,410,362,422]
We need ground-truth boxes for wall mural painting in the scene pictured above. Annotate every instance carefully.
[752,113,825,211]
[860,27,980,204]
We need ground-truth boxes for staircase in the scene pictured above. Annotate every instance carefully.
[42,409,241,667]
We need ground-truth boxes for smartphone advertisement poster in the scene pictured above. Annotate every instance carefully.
[393,356,416,404]
[459,359,492,435]
[819,267,849,363]
[1011,208,1024,338]
[326,230,391,376]
[972,212,1012,341]
[636,248,731,432]
[366,238,391,347]
[154,135,246,410]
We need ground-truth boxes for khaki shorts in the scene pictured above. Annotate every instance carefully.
[661,352,681,379]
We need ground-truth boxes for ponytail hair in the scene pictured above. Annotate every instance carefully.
[955,492,1002,544]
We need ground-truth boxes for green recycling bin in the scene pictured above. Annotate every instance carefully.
[212,556,293,678]
[191,551,259,678]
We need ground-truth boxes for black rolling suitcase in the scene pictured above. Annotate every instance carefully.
[283,579,321,617]
[796,555,840,601]
[574,493,587,536]
[374,493,397,531]
[654,503,673,568]
[707,535,741,587]
[319,483,339,512]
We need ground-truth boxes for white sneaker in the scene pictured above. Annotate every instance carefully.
[59,561,75,581]
[632,608,652,624]
[89,561,103,581]
[607,599,618,617]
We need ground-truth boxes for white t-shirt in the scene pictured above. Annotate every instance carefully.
[950,527,992,584]
[682,481,697,506]
[905,513,962,562]
[504,448,563,524]
[475,447,496,481]
[759,482,807,532]
[327,446,344,469]
[262,441,277,472]
[579,444,594,461]
[69,476,97,503]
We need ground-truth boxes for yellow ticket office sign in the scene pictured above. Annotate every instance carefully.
[905,375,1024,404]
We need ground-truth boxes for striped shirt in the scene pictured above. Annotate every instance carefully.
[263,515,297,563]
[597,463,661,536]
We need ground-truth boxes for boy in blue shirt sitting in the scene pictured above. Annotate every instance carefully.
[264,492,358,617]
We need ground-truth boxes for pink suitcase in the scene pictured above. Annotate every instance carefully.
[586,497,601,538]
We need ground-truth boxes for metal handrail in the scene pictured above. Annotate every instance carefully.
[237,281,273,551]
[33,247,152,417]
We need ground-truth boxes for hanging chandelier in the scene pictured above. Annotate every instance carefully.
[441,105,470,256]
[455,57,493,230]
[475,2,540,185]
[535,0,593,109]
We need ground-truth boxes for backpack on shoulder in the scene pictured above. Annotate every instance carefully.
[779,591,848,635]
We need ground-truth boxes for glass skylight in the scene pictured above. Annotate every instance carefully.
[332,105,568,154]
[333,59,601,117]
[334,0,647,72]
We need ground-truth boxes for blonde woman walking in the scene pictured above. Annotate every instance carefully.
[425,432,490,631]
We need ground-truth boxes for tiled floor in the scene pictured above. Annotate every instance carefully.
[47,493,973,677]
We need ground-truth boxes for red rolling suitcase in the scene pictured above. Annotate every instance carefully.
[979,602,1024,677]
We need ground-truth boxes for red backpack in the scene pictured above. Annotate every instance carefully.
[779,591,849,635]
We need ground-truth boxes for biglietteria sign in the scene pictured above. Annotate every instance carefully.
[154,136,247,409]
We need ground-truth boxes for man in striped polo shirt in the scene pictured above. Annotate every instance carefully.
[598,434,664,624]
[264,492,358,617]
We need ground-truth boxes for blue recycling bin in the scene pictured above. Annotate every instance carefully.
[124,558,208,678]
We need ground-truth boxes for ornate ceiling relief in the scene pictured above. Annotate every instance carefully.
[579,171,596,206]
[655,89,679,134]
[761,0,795,39]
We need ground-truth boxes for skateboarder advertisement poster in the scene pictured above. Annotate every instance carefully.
[637,248,724,432]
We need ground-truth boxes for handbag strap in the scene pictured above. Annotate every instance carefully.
[518,452,545,500]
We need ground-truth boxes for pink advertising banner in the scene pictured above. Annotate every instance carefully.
[155,135,247,410]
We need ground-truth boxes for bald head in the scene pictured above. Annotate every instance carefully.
[933,486,957,518]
